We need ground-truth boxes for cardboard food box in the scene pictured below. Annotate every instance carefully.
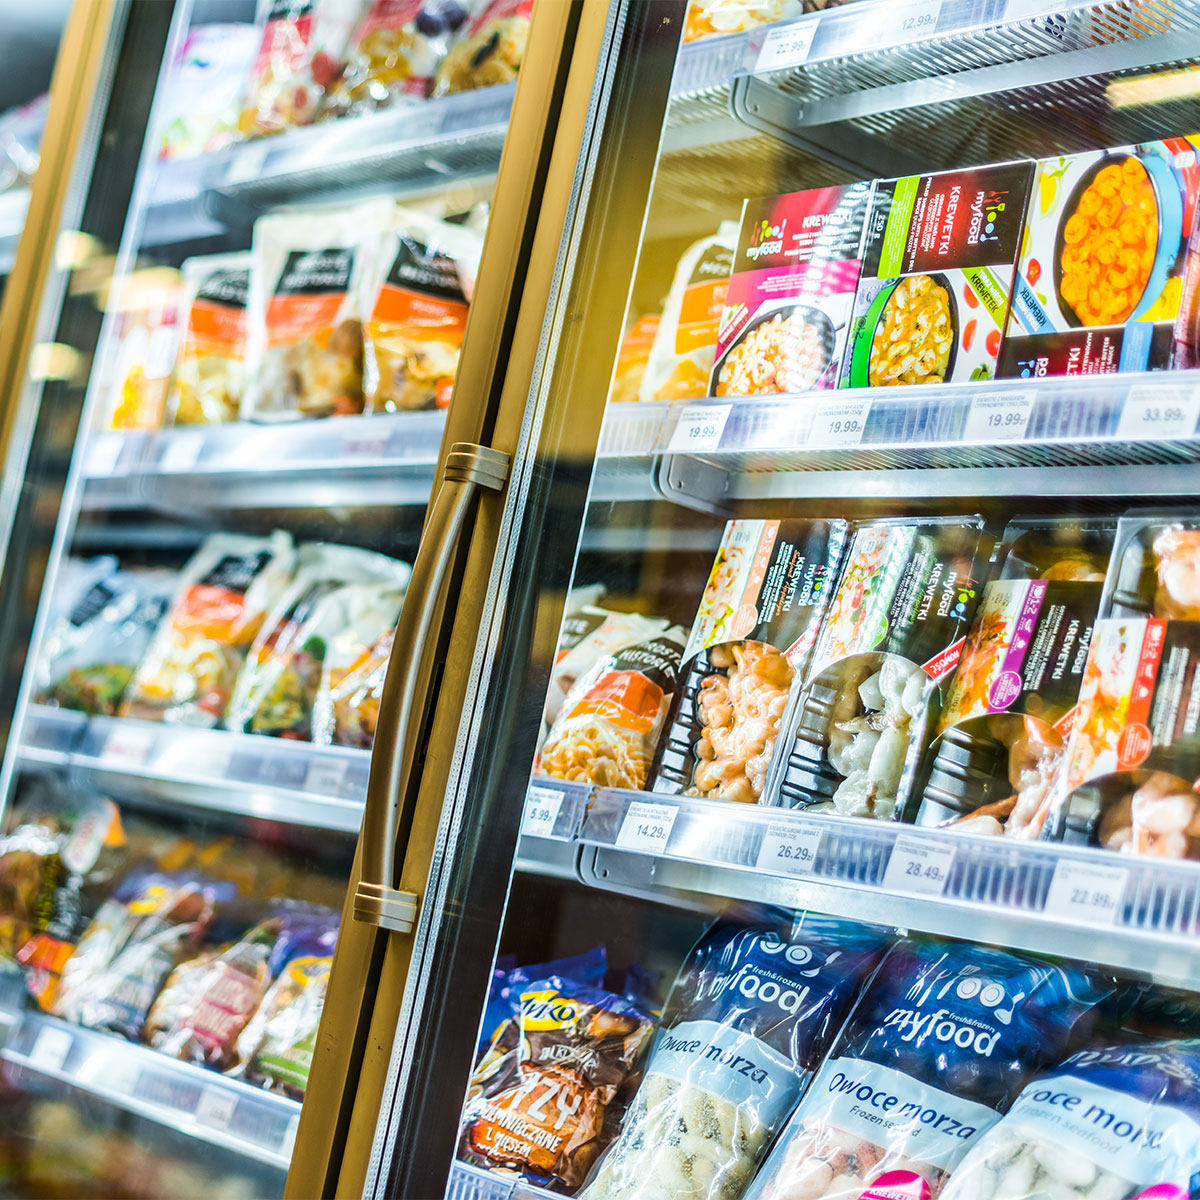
[710,184,871,397]
[841,163,1035,387]
[999,137,1200,378]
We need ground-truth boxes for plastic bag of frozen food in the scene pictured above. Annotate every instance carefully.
[33,557,117,697]
[104,272,184,430]
[120,531,295,726]
[157,24,259,159]
[321,0,471,117]
[640,224,736,404]
[244,200,393,420]
[141,950,218,1046]
[539,626,688,790]
[775,517,991,820]
[166,252,251,426]
[578,909,890,1200]
[652,519,848,804]
[37,569,175,717]
[239,0,362,136]
[744,937,1112,1200]
[461,975,657,1190]
[611,313,661,404]
[228,543,410,738]
[940,1037,1200,1200]
[429,0,530,95]
[363,206,482,412]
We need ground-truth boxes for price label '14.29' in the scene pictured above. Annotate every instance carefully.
[616,801,678,854]
[756,821,822,877]
[882,835,955,897]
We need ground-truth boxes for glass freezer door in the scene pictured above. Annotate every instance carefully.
[0,0,583,1196]
[295,1,1200,1197]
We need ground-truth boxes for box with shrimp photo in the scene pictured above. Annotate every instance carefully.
[999,136,1200,378]
[1046,510,1200,860]
[842,162,1034,387]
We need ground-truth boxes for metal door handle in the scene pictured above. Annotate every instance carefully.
[353,441,508,931]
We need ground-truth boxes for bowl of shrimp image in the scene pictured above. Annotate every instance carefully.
[1052,151,1183,327]
[845,272,958,387]
[710,303,836,397]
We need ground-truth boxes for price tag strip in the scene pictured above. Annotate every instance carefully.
[195,1085,239,1130]
[158,431,204,473]
[1043,860,1129,927]
[1116,384,1200,441]
[882,834,956,898]
[808,398,871,449]
[304,757,350,797]
[522,785,565,839]
[962,390,1035,442]
[28,1026,73,1073]
[755,821,822,877]
[615,800,679,854]
[102,725,156,768]
[666,403,732,454]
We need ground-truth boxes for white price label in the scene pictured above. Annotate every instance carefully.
[808,399,870,448]
[226,142,270,184]
[885,0,943,42]
[882,835,955,897]
[522,785,564,839]
[343,432,391,458]
[158,431,203,472]
[196,1085,238,1129]
[962,391,1035,442]
[756,821,821,877]
[615,801,678,853]
[1044,860,1128,927]
[755,19,819,73]
[28,1026,72,1072]
[103,725,155,767]
[282,1113,300,1157]
[305,757,349,796]
[667,404,732,454]
[1116,385,1200,441]
[86,434,123,477]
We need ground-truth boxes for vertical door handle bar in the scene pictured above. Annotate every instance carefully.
[353,441,509,931]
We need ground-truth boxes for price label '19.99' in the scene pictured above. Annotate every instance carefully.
[616,801,678,854]
[962,391,1035,442]
[882,835,955,897]
[808,399,871,449]
[666,404,732,454]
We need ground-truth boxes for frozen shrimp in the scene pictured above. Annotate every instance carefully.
[1152,527,1200,619]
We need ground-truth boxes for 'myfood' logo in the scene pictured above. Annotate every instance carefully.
[968,188,1009,246]
[747,216,787,261]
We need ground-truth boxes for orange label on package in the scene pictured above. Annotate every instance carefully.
[676,277,729,354]
[188,300,248,355]
[266,248,354,346]
[370,286,467,342]
[568,670,663,734]
[617,313,660,370]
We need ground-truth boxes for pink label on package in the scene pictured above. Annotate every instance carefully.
[859,1172,932,1200]
[1134,1187,1188,1199]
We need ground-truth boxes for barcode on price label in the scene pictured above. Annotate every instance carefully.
[615,801,678,853]
[882,835,955,897]
[28,1026,72,1072]
[962,391,1035,442]
[158,431,203,473]
[1116,385,1200,441]
[103,725,155,767]
[808,399,870,448]
[755,822,821,877]
[1044,860,1128,926]
[305,757,349,796]
[755,20,819,73]
[522,785,564,839]
[196,1086,238,1129]
[666,404,732,454]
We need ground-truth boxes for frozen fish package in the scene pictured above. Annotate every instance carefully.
[774,517,991,820]
[915,519,1114,840]
[651,519,848,805]
[1049,511,1200,860]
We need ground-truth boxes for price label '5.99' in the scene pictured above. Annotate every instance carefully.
[521,786,564,839]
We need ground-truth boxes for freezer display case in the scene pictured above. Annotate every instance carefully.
[0,0,577,1196]
[286,1,1200,1197]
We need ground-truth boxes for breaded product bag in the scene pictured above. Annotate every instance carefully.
[579,910,889,1200]
[429,0,531,95]
[940,1038,1200,1200]
[244,201,393,419]
[744,938,1112,1200]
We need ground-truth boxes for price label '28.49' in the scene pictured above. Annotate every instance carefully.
[883,835,955,897]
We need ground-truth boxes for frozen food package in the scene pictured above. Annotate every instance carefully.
[578,909,889,1200]
[239,0,363,136]
[1000,136,1200,378]
[104,273,184,430]
[244,200,393,420]
[157,24,260,159]
[640,225,736,404]
[236,954,332,1097]
[915,519,1114,838]
[683,0,802,41]
[712,187,870,397]
[775,517,991,820]
[321,0,471,117]
[141,950,218,1046]
[743,937,1112,1200]
[36,569,175,717]
[844,163,1035,387]
[940,1037,1200,1200]
[1047,510,1200,858]
[652,520,847,805]
[120,531,295,726]
[363,206,482,412]
[166,252,251,426]
[229,543,410,738]
[612,313,661,404]
[33,556,118,698]
[460,976,657,1190]
[538,626,688,790]
[429,0,531,95]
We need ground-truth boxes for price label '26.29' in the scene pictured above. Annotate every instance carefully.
[756,822,822,877]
